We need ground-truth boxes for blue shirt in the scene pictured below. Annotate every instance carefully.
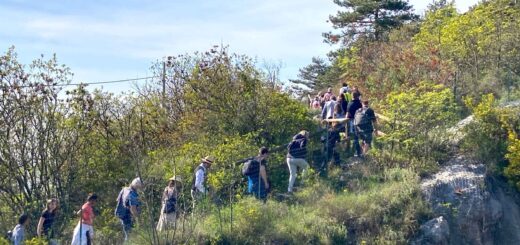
[11,224,24,245]
[116,187,140,218]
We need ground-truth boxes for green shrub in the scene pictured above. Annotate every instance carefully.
[379,82,460,165]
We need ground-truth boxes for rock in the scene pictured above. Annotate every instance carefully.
[412,216,450,245]
[417,155,520,244]
[446,115,474,145]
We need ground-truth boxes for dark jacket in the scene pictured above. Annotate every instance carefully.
[347,99,362,119]
[287,134,308,159]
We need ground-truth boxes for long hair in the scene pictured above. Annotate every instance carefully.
[44,198,59,213]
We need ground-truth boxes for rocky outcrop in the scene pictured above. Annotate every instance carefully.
[414,155,520,244]
[411,216,450,245]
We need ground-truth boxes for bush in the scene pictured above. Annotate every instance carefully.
[379,82,460,165]
[464,94,520,190]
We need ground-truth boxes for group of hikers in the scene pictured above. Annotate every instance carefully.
[6,83,379,244]
[310,83,379,162]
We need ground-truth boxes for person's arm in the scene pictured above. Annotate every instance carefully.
[370,109,378,135]
[37,217,44,237]
[130,205,139,219]
[260,165,269,189]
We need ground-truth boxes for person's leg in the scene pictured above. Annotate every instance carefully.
[191,190,197,211]
[295,158,309,185]
[353,130,362,157]
[287,158,297,192]
[363,132,373,155]
[120,218,129,242]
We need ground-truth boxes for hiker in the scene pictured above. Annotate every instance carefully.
[37,198,59,243]
[338,93,348,118]
[242,147,270,200]
[347,90,363,157]
[287,131,309,193]
[157,176,182,231]
[353,100,378,156]
[115,177,143,241]
[323,87,332,101]
[319,93,326,109]
[308,94,321,110]
[325,119,342,166]
[10,214,29,245]
[191,156,214,209]
[339,83,350,99]
[321,95,337,120]
[71,193,98,245]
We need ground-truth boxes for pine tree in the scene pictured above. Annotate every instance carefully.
[324,0,418,45]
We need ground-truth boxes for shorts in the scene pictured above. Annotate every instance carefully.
[357,128,373,145]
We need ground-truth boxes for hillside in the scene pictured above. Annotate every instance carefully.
[1,0,520,244]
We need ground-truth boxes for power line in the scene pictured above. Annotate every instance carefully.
[14,75,160,88]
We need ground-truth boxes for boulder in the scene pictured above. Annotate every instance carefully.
[417,155,520,244]
[411,216,450,245]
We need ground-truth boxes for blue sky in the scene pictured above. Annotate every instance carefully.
[0,0,479,93]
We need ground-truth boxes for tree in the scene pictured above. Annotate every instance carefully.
[289,56,345,98]
[289,57,329,94]
[324,0,418,45]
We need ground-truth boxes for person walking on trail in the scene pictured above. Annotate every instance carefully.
[319,93,326,109]
[37,198,59,244]
[347,90,363,157]
[71,193,98,245]
[338,93,348,118]
[115,177,143,241]
[287,131,310,193]
[157,176,182,231]
[242,147,270,200]
[10,214,29,245]
[322,95,337,120]
[325,119,342,166]
[323,87,333,101]
[353,100,378,156]
[308,94,321,110]
[191,156,214,209]
[339,83,351,101]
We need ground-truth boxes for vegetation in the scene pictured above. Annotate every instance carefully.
[1,0,520,244]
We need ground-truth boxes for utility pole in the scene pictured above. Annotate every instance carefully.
[162,61,166,107]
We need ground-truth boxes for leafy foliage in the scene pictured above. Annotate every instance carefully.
[379,82,460,164]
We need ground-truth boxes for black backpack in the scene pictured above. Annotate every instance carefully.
[164,195,177,214]
[242,160,260,176]
[288,138,306,157]
[5,230,12,242]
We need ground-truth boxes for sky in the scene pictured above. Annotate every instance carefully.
[0,0,480,93]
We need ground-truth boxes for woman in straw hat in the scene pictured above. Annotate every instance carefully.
[157,176,182,231]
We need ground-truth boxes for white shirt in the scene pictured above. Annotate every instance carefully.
[194,164,206,193]
[322,100,337,119]
[339,86,350,95]
[11,224,24,245]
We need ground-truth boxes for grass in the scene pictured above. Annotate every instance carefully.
[131,163,431,244]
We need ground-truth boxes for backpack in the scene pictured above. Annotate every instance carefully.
[344,92,352,103]
[353,107,371,128]
[242,160,260,176]
[5,230,12,242]
[114,189,130,218]
[163,194,177,214]
[288,138,306,157]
